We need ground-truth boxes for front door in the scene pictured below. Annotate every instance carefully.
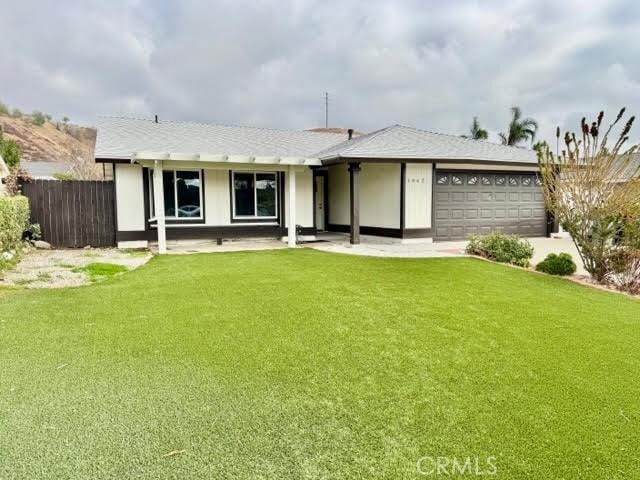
[315,175,325,231]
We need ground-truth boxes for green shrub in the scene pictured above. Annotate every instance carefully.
[466,232,534,267]
[52,172,77,181]
[1,138,22,168]
[0,101,8,115]
[535,253,577,276]
[0,195,30,252]
[31,111,46,126]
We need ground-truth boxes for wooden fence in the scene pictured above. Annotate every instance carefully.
[21,180,115,248]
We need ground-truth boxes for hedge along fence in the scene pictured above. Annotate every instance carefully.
[0,195,29,252]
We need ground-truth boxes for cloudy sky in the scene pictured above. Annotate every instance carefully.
[1,0,639,144]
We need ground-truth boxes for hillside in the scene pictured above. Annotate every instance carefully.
[0,114,99,177]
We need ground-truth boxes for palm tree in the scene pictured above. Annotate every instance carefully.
[466,116,488,140]
[499,106,538,146]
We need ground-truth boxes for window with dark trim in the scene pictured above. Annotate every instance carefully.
[232,171,278,219]
[148,169,203,219]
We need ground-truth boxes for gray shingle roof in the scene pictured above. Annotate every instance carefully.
[95,117,539,165]
[95,116,346,160]
[316,124,538,164]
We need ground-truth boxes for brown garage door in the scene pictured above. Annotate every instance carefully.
[433,170,547,241]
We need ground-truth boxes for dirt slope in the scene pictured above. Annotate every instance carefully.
[0,114,98,176]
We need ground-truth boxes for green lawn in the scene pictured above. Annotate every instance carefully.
[1,249,638,479]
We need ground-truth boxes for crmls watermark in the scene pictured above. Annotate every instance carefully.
[416,456,498,476]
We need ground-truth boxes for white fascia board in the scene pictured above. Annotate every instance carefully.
[227,155,253,163]
[253,156,279,164]
[133,151,170,161]
[199,154,228,162]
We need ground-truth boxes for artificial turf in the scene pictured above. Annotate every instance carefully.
[0,249,638,479]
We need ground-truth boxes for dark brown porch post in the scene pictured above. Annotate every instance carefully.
[349,162,361,244]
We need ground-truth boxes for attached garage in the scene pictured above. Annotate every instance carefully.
[433,170,547,241]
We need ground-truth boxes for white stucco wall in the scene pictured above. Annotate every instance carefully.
[283,168,313,228]
[204,169,231,226]
[115,163,145,231]
[361,163,400,228]
[405,163,432,229]
[327,163,401,229]
[328,164,350,225]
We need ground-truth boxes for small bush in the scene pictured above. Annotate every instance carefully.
[535,253,577,276]
[0,195,30,252]
[0,101,8,115]
[1,138,22,169]
[466,232,534,267]
[31,111,46,126]
[52,172,77,181]
[604,248,640,294]
[23,223,41,241]
[10,108,22,118]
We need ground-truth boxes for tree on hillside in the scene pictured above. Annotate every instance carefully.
[499,106,538,146]
[463,117,488,140]
[0,127,22,169]
[31,111,46,126]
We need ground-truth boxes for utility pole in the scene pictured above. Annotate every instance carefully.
[324,92,329,128]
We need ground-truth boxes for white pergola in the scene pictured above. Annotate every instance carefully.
[134,151,322,254]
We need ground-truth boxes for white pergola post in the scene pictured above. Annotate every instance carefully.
[287,166,296,247]
[152,160,167,254]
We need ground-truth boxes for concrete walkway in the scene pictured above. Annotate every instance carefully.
[307,233,586,275]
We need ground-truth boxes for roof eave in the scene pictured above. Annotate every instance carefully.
[321,155,538,167]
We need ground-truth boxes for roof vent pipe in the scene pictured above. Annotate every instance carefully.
[347,128,354,140]
[154,115,158,123]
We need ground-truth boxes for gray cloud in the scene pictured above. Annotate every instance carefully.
[1,0,639,145]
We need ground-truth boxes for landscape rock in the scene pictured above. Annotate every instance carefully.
[33,240,51,250]
[1,251,14,261]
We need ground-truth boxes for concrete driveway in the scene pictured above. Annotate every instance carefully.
[308,234,586,275]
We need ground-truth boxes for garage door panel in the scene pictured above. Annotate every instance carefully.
[451,209,464,219]
[434,171,546,241]
[494,192,506,201]
[435,209,450,219]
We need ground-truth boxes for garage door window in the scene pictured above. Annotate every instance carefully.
[436,173,449,185]
[509,176,519,186]
[481,175,491,185]
[496,175,506,186]
[522,176,532,186]
[467,175,478,185]
[452,175,463,185]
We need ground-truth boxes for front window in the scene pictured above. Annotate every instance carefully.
[148,169,202,219]
[232,172,278,219]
